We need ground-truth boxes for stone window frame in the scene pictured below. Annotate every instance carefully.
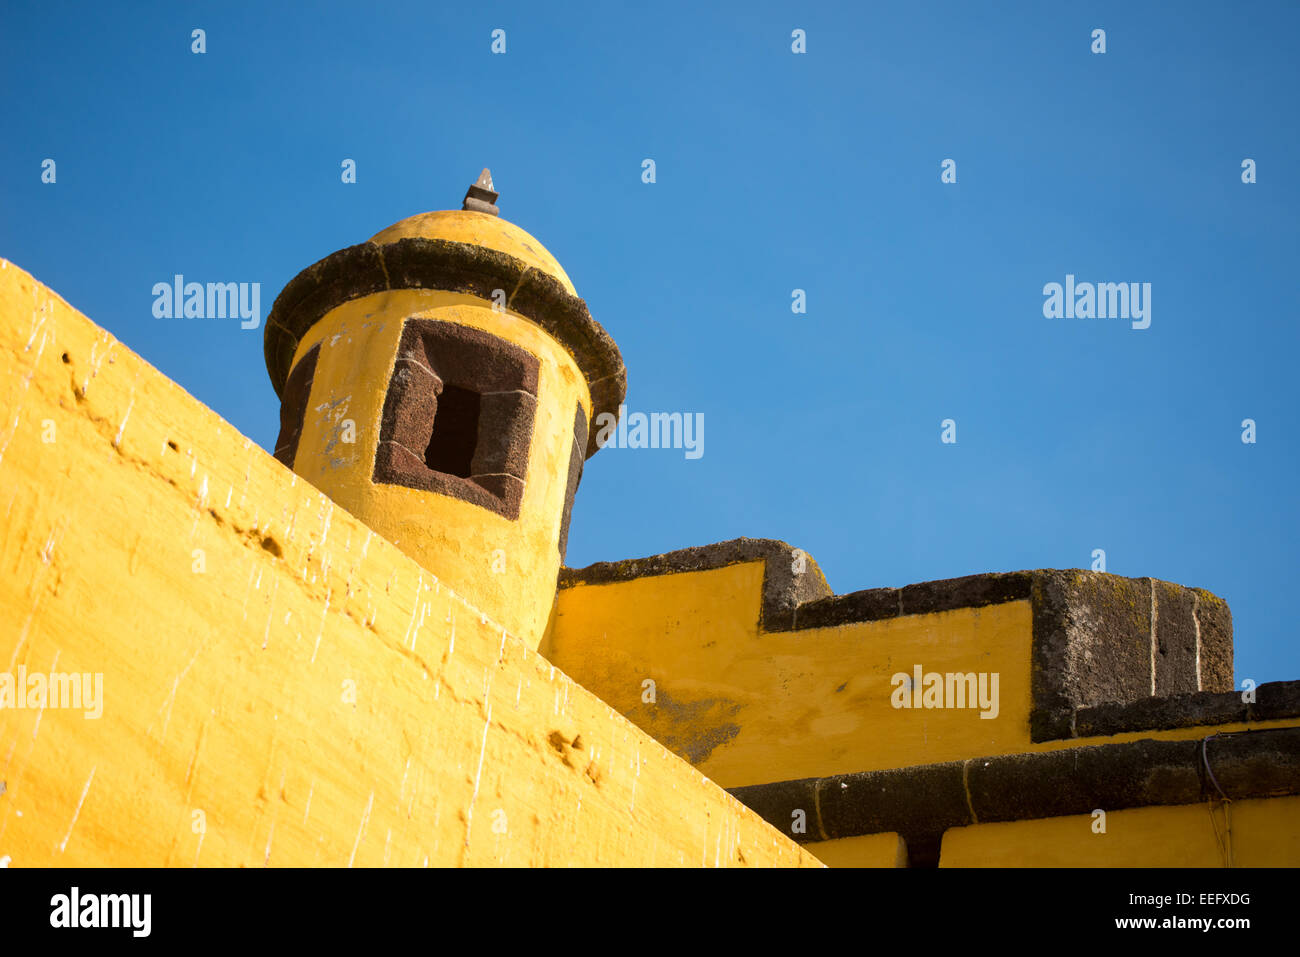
[373,318,539,520]
[557,404,588,557]
[273,343,321,468]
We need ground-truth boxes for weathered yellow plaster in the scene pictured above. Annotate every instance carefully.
[0,259,819,868]
[939,796,1300,867]
[543,562,1033,786]
[805,832,909,868]
[543,562,1300,790]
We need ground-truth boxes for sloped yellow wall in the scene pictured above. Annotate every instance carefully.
[0,260,819,868]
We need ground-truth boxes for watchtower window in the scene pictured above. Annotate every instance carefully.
[425,385,481,477]
[373,318,540,520]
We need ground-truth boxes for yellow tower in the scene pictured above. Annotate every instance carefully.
[262,171,625,647]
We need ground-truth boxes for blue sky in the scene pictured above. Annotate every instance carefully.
[3,1,1297,685]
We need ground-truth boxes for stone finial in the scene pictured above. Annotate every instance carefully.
[462,168,500,216]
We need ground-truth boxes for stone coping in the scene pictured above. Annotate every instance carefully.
[1073,679,1300,738]
[727,725,1300,867]
[264,237,625,459]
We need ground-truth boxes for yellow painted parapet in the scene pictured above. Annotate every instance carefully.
[939,796,1300,867]
[732,724,1300,867]
[546,560,1032,785]
[0,259,818,868]
[802,832,908,868]
[544,543,1262,788]
[543,540,1300,867]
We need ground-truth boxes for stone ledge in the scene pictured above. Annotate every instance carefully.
[1073,680,1300,738]
[728,726,1300,867]
[560,537,833,632]
[793,570,1036,627]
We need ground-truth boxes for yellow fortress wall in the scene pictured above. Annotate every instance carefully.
[0,259,819,868]
[546,561,1037,785]
[544,541,1300,867]
[544,552,1281,788]
[938,796,1300,867]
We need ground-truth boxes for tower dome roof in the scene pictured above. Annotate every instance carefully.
[368,210,577,296]
[264,173,626,458]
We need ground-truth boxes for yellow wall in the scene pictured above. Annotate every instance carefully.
[939,796,1300,867]
[805,832,908,868]
[289,288,592,650]
[0,260,819,868]
[544,565,1299,868]
[545,562,1031,786]
[544,563,1298,788]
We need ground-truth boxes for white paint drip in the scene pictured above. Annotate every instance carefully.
[58,766,96,853]
[348,792,374,868]
[464,702,492,849]
[320,500,334,547]
[113,397,133,448]
[31,649,59,741]
[311,589,330,664]
[41,525,59,565]
[264,817,275,866]
[402,574,424,648]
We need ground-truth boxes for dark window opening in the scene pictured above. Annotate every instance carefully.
[557,404,588,557]
[273,343,320,468]
[373,318,540,520]
[425,385,481,477]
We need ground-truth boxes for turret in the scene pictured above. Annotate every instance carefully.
[263,171,625,647]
